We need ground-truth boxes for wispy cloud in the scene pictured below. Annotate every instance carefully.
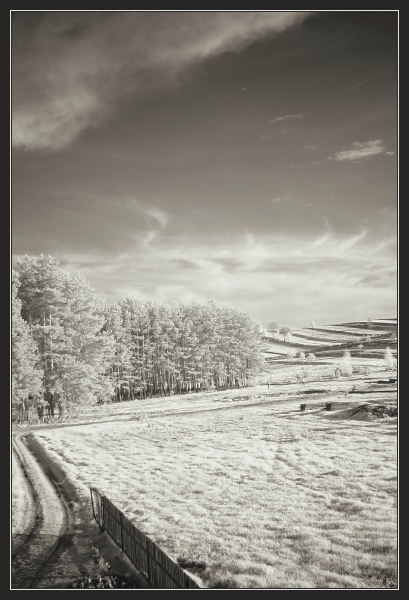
[129,199,168,230]
[34,225,396,327]
[322,217,331,232]
[348,79,369,91]
[270,114,303,126]
[272,196,291,203]
[21,189,170,253]
[330,140,386,162]
[303,144,319,153]
[12,11,312,152]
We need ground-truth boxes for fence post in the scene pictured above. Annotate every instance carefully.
[90,489,97,527]
[90,488,104,531]
[146,538,152,586]
[120,511,124,550]
[101,495,105,531]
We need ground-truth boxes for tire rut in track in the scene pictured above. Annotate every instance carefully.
[11,434,73,588]
[11,433,148,589]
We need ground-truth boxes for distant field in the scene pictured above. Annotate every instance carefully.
[308,326,390,337]
[292,328,389,343]
[263,322,396,361]
[29,355,397,589]
[333,321,397,333]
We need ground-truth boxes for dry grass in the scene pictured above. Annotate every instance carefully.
[11,449,33,535]
[30,367,397,589]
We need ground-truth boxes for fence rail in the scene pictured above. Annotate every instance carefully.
[90,487,200,589]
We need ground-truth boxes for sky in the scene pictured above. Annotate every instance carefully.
[11,10,398,328]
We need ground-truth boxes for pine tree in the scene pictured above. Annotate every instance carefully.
[11,270,44,421]
[16,255,115,415]
[56,271,115,414]
[16,253,268,410]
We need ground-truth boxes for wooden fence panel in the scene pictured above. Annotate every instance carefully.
[90,488,200,588]
[90,487,103,528]
[122,515,150,581]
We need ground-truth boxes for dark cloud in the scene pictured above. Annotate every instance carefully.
[12,11,312,151]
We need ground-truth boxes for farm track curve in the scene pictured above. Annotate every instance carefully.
[11,433,74,589]
[11,431,148,589]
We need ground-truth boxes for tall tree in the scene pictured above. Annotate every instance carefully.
[267,321,278,339]
[16,254,67,410]
[279,326,292,343]
[16,254,267,412]
[55,271,115,414]
[16,255,115,415]
[11,270,44,421]
[106,297,264,397]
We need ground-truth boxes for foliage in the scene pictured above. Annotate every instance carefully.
[14,254,264,413]
[267,321,278,338]
[69,547,142,588]
[384,347,397,371]
[16,255,115,413]
[105,298,264,399]
[338,350,353,377]
[11,270,44,413]
[279,326,292,342]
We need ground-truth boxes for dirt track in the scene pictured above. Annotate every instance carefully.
[11,432,147,589]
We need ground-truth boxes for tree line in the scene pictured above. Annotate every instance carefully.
[12,255,264,421]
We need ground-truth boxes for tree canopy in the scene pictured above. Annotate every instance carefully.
[11,270,44,416]
[12,254,264,418]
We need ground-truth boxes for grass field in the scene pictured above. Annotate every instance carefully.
[28,380,397,588]
[13,319,398,589]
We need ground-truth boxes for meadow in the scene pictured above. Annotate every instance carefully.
[30,396,397,587]
[15,319,397,588]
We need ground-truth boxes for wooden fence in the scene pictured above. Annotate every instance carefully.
[90,488,200,589]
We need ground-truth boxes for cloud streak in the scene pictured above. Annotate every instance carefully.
[348,79,369,91]
[12,11,312,151]
[331,140,387,162]
[25,226,395,327]
[270,114,303,125]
